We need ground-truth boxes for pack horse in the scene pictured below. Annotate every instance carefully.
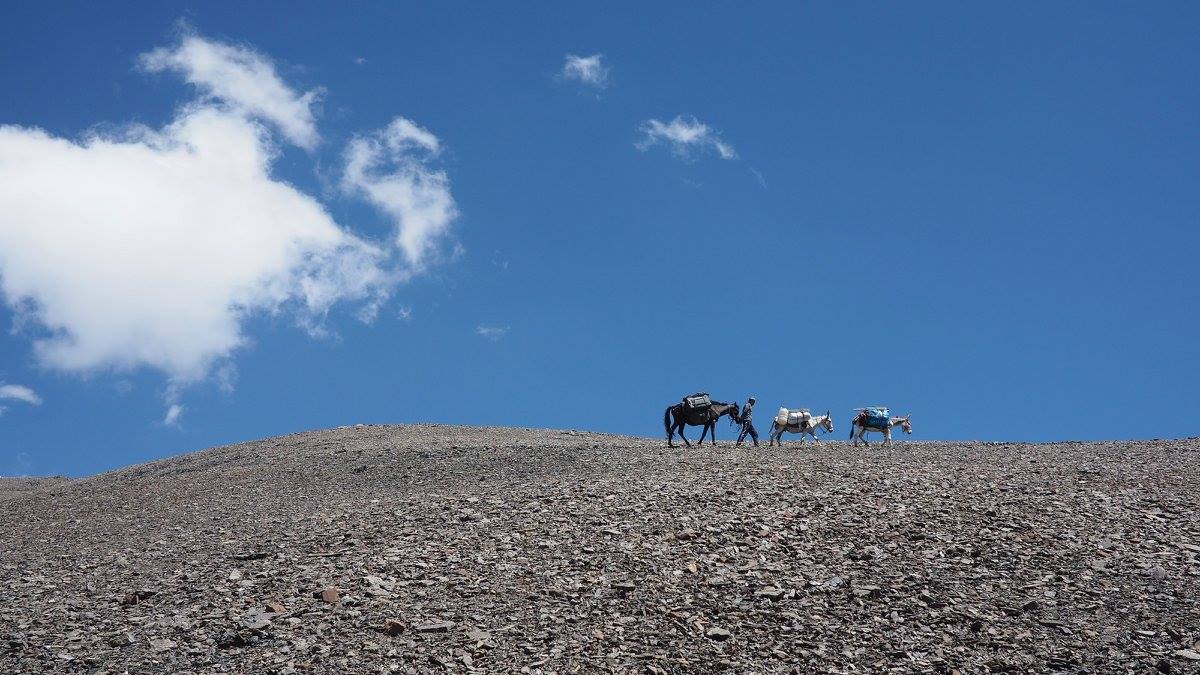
[768,408,834,445]
[664,393,741,448]
[849,407,912,446]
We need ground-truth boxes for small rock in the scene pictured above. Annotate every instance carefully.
[755,586,785,600]
[149,638,177,652]
[1176,650,1200,661]
[415,621,455,633]
[383,619,405,636]
[706,627,732,641]
[243,613,273,631]
[1149,566,1167,580]
[266,601,287,614]
[216,630,247,649]
[316,587,340,604]
[466,628,492,643]
[107,633,133,648]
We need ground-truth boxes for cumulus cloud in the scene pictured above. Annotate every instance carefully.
[560,54,609,89]
[475,324,509,341]
[140,34,321,149]
[0,110,392,382]
[0,33,460,389]
[0,383,42,405]
[635,115,737,161]
[342,117,458,267]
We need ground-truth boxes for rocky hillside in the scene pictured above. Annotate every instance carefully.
[2,425,1198,673]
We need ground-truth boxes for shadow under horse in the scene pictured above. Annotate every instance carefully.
[663,400,741,447]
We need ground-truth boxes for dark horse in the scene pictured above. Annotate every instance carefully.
[663,400,741,447]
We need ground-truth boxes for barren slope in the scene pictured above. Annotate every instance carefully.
[2,425,1198,673]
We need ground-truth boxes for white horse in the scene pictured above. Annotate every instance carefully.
[768,409,834,446]
[849,412,912,446]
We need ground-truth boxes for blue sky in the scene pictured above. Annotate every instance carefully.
[1,3,1197,477]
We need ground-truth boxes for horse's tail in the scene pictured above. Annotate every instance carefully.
[663,406,673,438]
[848,422,854,440]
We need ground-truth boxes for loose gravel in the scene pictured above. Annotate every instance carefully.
[2,425,1198,673]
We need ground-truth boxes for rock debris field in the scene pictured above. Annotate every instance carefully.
[2,425,1199,673]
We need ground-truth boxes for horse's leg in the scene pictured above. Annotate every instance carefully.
[696,423,708,445]
[884,427,891,445]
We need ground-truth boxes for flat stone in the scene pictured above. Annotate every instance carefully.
[706,627,732,641]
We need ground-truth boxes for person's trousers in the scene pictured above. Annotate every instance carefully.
[737,422,758,446]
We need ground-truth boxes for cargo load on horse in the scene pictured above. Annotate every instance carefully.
[683,392,712,411]
[855,406,890,429]
[769,408,833,445]
[849,407,911,446]
[775,407,811,429]
[664,394,740,447]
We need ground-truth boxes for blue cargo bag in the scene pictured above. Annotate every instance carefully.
[862,407,890,429]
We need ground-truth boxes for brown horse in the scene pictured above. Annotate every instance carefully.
[663,400,741,447]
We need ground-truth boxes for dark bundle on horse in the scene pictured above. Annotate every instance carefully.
[664,397,740,448]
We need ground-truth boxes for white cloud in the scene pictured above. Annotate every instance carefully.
[0,32,461,404]
[560,54,609,89]
[0,383,42,405]
[475,324,509,341]
[635,115,737,161]
[140,34,322,150]
[162,403,184,427]
[214,363,237,394]
[342,117,458,268]
[0,110,394,382]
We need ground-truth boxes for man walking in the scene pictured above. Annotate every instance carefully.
[736,396,759,447]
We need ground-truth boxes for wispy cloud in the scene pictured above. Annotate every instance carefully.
[635,115,737,161]
[475,324,510,341]
[560,54,609,90]
[3,451,33,476]
[161,403,184,427]
[0,384,42,406]
[140,33,322,150]
[342,117,458,268]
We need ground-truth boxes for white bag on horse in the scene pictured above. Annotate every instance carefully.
[776,407,811,427]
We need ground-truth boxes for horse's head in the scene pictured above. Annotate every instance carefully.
[821,410,834,433]
[900,415,912,435]
[727,403,741,426]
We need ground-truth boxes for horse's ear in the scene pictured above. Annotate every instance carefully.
[825,410,830,417]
